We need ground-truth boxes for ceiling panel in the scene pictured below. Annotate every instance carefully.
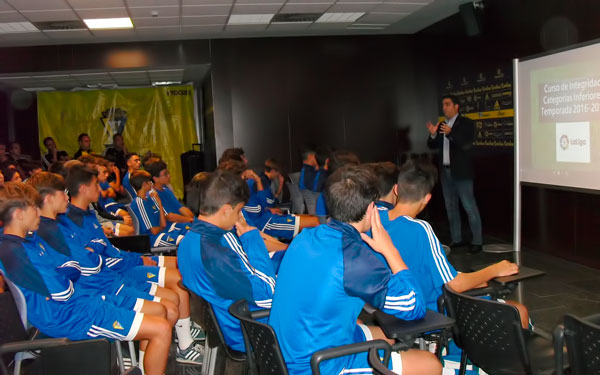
[67,0,126,8]
[133,17,180,27]
[74,7,129,19]
[279,3,331,14]
[22,10,80,22]
[127,0,180,6]
[0,12,26,22]
[231,4,283,15]
[268,22,311,30]
[327,3,380,13]
[0,1,14,11]
[128,6,180,18]
[183,0,233,5]
[90,28,136,37]
[135,25,181,36]
[182,15,227,26]
[182,5,232,16]
[6,0,71,11]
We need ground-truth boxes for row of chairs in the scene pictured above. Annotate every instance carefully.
[185,281,600,375]
[441,285,600,375]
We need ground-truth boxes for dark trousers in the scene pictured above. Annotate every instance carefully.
[440,167,482,245]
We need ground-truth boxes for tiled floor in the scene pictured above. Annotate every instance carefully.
[165,231,600,374]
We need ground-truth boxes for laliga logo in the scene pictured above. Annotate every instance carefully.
[560,135,569,150]
[560,134,587,150]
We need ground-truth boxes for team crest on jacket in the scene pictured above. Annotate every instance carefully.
[113,321,124,330]
[147,272,156,279]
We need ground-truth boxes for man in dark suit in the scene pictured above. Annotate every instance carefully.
[426,95,482,254]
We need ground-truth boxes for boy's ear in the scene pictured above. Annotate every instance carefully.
[423,193,432,206]
[392,184,398,197]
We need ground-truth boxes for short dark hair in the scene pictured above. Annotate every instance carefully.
[130,170,152,192]
[113,133,123,142]
[49,161,65,175]
[328,150,360,175]
[26,172,66,206]
[264,158,282,174]
[315,145,331,167]
[396,160,438,203]
[77,154,97,165]
[372,162,399,198]
[442,94,460,110]
[301,148,315,162]
[125,152,139,162]
[65,164,98,197]
[324,165,378,223]
[196,170,249,216]
[185,172,212,216]
[43,136,54,147]
[219,148,245,164]
[78,133,89,142]
[146,159,168,179]
[218,159,246,176]
[0,182,40,225]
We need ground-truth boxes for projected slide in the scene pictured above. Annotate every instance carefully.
[518,46,600,191]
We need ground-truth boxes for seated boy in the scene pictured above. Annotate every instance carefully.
[122,152,141,200]
[218,157,318,240]
[380,160,529,328]
[60,165,204,363]
[96,158,135,235]
[145,159,194,224]
[372,161,399,210]
[129,170,189,247]
[297,148,321,215]
[269,165,441,375]
[178,170,276,352]
[0,182,172,375]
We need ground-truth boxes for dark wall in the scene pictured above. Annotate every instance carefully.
[422,0,600,268]
[210,35,439,172]
[0,87,38,158]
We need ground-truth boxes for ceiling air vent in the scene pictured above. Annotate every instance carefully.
[33,20,88,31]
[271,13,322,23]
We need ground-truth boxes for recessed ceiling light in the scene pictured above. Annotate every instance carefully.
[0,22,39,34]
[316,12,365,23]
[83,18,134,30]
[228,14,274,25]
[23,87,55,92]
[152,81,182,86]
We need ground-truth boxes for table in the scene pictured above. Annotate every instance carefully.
[471,264,545,286]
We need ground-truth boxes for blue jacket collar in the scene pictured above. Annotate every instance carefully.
[327,219,362,241]
[190,219,228,240]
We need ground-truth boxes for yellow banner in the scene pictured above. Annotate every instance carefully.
[38,85,197,199]
[438,109,515,122]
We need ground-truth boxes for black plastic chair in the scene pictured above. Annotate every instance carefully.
[124,204,177,254]
[180,282,250,375]
[0,279,138,375]
[554,313,600,375]
[443,284,556,375]
[228,299,393,375]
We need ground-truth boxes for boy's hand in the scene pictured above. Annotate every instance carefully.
[149,190,159,200]
[235,211,256,237]
[494,260,519,277]
[360,204,396,256]
[242,169,260,182]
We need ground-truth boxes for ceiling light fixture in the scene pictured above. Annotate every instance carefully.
[83,18,134,30]
[316,12,365,23]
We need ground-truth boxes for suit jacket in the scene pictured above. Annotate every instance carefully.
[427,114,475,180]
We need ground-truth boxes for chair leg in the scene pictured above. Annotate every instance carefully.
[459,350,467,375]
[115,342,126,375]
[128,342,137,368]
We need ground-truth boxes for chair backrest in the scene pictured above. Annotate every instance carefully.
[564,314,600,375]
[126,204,141,235]
[0,283,30,369]
[443,285,530,374]
[368,348,396,375]
[229,299,288,375]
